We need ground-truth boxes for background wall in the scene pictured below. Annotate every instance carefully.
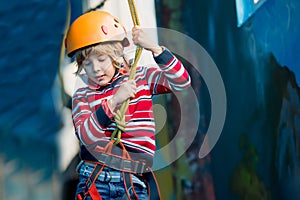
[0,1,68,199]
[171,0,300,199]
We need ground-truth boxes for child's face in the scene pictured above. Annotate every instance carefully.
[82,53,116,86]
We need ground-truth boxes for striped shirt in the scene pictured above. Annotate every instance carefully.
[72,48,191,166]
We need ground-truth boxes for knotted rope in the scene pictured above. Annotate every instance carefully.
[110,0,143,144]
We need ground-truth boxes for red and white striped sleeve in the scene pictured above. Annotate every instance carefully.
[144,48,191,94]
[71,89,113,145]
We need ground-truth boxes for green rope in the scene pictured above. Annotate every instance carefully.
[111,0,143,144]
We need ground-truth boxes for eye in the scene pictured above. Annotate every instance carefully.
[82,60,91,66]
[97,56,106,62]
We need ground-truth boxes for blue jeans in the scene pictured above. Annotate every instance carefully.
[75,162,148,199]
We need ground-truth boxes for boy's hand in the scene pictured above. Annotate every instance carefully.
[132,26,163,55]
[108,80,137,112]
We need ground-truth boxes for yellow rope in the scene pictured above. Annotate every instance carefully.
[111,0,143,144]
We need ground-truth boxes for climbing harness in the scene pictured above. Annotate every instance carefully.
[77,141,161,200]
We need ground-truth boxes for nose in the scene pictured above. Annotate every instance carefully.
[91,61,102,74]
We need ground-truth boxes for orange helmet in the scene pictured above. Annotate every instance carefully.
[65,11,130,57]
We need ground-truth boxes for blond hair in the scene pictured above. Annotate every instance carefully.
[75,42,130,75]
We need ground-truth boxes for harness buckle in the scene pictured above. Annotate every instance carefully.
[103,170,112,183]
[122,159,132,171]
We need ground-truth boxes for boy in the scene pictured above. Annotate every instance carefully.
[65,11,191,199]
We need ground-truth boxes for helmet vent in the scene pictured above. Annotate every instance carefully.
[114,18,120,23]
[114,24,119,28]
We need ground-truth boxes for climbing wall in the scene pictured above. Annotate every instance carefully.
[153,0,300,199]
[0,1,69,199]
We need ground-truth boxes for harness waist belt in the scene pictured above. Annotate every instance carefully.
[94,152,150,174]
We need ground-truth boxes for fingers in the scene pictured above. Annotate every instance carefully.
[132,26,150,47]
[132,25,141,35]
[126,80,137,98]
[132,26,142,45]
[131,26,160,53]
[127,80,136,89]
[112,80,137,107]
[120,80,137,98]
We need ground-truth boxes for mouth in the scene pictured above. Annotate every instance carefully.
[96,75,105,80]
